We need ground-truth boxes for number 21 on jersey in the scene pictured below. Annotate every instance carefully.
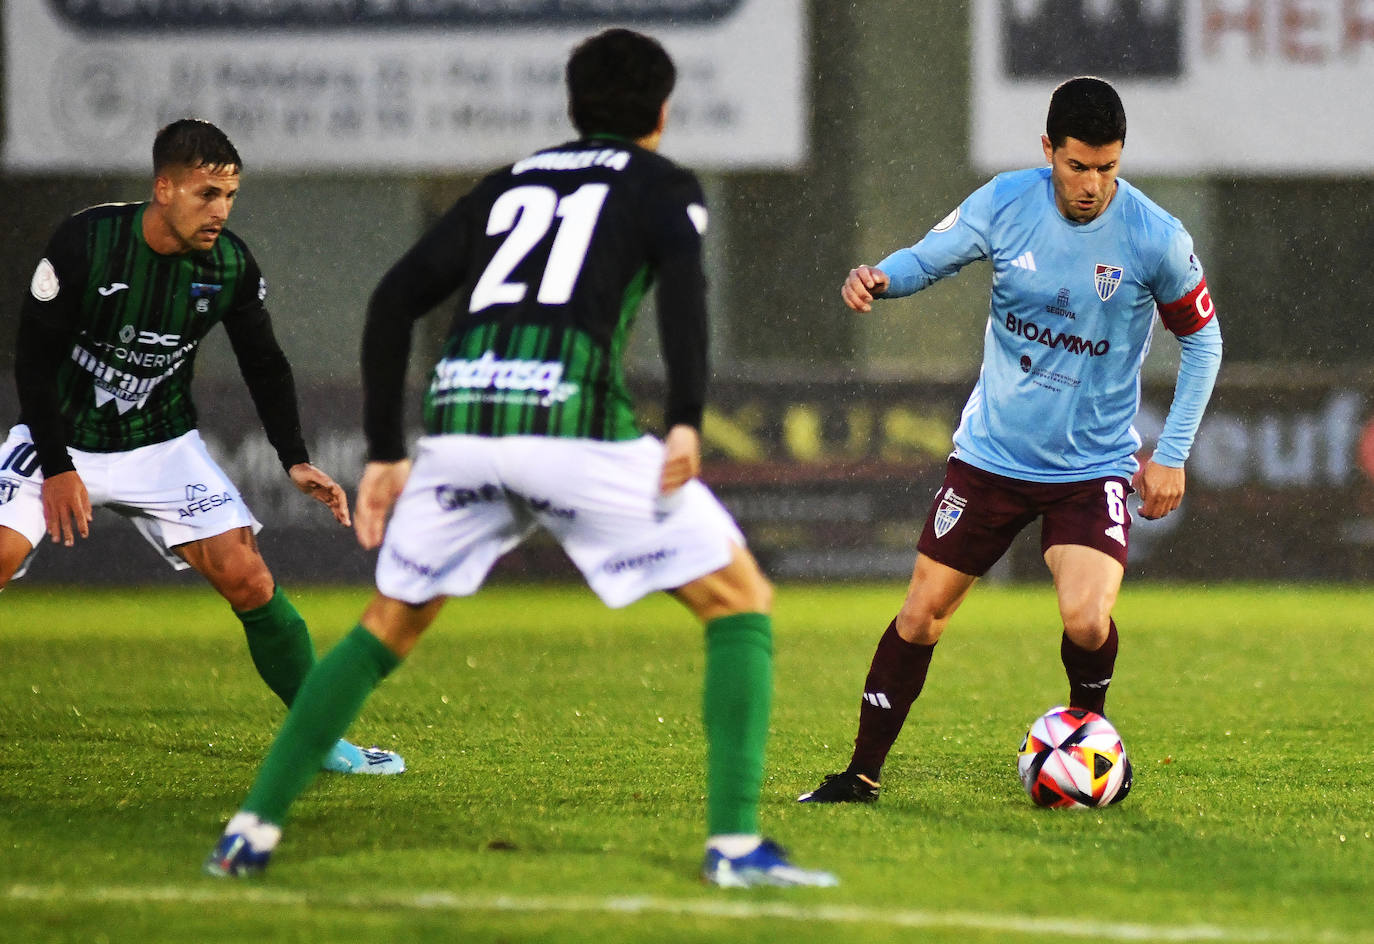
[469,183,609,314]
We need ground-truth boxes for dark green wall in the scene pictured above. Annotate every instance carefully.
[1210,179,1374,367]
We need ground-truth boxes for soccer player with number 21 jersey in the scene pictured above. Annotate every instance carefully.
[799,77,1222,805]
[206,28,836,888]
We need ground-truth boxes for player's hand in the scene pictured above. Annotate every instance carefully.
[41,470,92,546]
[1133,459,1185,520]
[355,459,411,550]
[659,424,701,495]
[288,462,352,527]
[841,265,890,313]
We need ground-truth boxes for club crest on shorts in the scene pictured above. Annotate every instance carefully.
[933,487,967,539]
[1094,263,1124,301]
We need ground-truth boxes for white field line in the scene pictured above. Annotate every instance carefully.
[4,883,1363,943]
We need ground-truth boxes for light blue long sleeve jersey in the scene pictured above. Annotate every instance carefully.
[877,166,1223,483]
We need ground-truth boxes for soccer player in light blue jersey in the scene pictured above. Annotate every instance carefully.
[799,76,1222,804]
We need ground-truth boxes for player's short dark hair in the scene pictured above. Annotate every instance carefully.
[566,28,676,139]
[152,118,242,175]
[1045,76,1127,149]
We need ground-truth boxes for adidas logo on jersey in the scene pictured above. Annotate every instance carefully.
[1010,252,1037,271]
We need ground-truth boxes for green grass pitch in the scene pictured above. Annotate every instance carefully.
[3,582,1374,943]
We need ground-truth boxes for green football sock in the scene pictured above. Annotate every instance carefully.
[236,587,316,707]
[702,612,773,836]
[243,624,401,825]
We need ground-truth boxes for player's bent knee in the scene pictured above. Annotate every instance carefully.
[700,574,771,619]
[212,557,276,610]
[746,579,773,615]
[0,526,33,589]
[178,529,277,610]
[673,550,772,622]
[722,552,773,614]
[732,566,773,614]
[896,585,961,644]
[222,574,277,612]
[894,606,943,645]
[200,557,275,611]
[1063,613,1112,649]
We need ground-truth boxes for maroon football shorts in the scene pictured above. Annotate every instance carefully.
[915,458,1133,576]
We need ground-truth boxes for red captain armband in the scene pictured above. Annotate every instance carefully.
[1157,277,1215,336]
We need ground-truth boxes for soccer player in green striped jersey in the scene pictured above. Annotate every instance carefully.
[206,29,836,888]
[0,119,403,776]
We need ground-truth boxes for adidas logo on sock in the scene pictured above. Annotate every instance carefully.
[863,691,892,709]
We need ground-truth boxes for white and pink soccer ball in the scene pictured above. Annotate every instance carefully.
[1017,706,1133,808]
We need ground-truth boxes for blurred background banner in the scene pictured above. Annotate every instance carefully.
[3,1,806,172]
[5,378,1374,584]
[973,0,1374,174]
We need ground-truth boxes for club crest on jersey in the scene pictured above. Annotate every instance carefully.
[30,258,59,302]
[1094,264,1124,302]
[190,282,222,314]
[933,487,967,539]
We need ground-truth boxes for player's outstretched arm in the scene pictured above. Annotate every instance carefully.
[287,462,351,527]
[1132,460,1185,521]
[354,459,412,550]
[659,424,701,495]
[41,470,92,546]
[840,265,891,313]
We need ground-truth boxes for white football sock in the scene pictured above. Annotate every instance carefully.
[706,834,762,858]
[225,811,283,852]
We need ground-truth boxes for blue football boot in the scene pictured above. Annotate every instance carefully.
[323,739,405,774]
[701,839,839,888]
[203,832,272,878]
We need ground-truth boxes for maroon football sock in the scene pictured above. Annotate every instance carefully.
[846,619,936,781]
[1061,618,1119,715]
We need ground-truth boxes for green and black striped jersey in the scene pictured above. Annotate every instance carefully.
[362,138,708,459]
[16,202,308,467]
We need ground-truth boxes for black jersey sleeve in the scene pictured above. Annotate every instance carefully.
[221,251,310,471]
[362,196,476,461]
[647,169,709,431]
[20,215,88,333]
[14,217,92,475]
[14,315,77,476]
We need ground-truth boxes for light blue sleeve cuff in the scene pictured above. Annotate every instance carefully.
[1154,318,1223,466]
[875,247,935,298]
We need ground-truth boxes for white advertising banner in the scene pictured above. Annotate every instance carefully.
[3,1,806,173]
[973,0,1374,174]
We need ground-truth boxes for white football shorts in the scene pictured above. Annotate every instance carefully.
[0,424,261,578]
[375,434,745,608]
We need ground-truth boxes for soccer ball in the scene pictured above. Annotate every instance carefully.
[1017,706,1132,808]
